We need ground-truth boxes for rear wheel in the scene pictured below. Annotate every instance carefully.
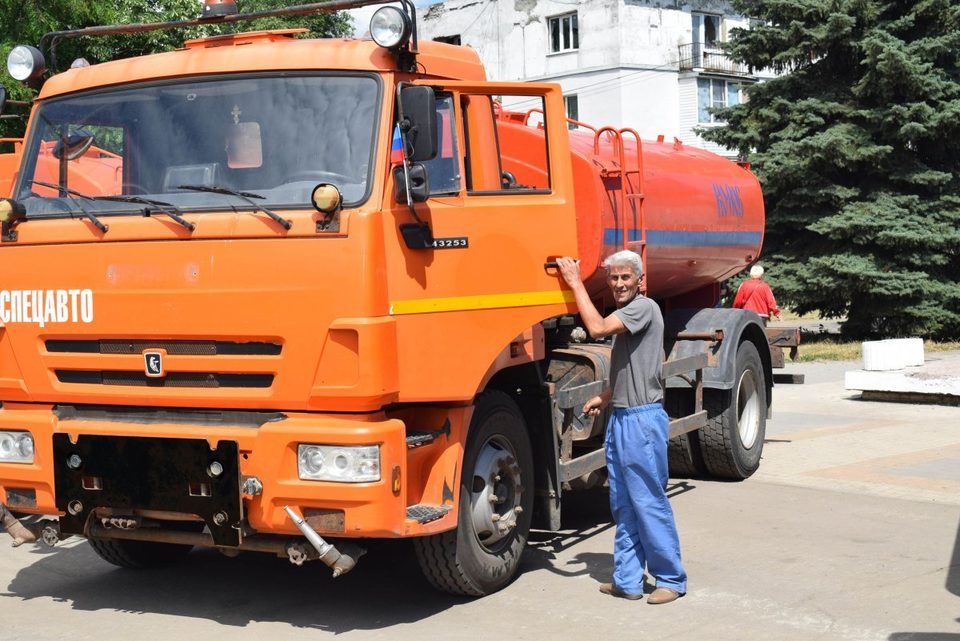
[665,388,706,478]
[699,341,766,479]
[414,391,534,596]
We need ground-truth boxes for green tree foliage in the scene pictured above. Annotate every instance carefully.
[702,0,960,339]
[0,0,350,139]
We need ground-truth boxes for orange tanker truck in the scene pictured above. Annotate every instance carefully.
[0,0,779,596]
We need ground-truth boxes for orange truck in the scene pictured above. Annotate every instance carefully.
[0,0,780,596]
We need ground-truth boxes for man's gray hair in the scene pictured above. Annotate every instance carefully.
[603,250,643,276]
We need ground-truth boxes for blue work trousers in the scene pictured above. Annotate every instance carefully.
[606,403,687,595]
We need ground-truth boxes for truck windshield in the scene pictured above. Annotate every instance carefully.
[14,74,380,217]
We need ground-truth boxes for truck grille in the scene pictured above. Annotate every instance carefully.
[46,339,282,356]
[55,370,274,388]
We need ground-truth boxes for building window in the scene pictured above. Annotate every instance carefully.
[549,13,579,53]
[564,95,579,127]
[692,13,722,49]
[697,78,741,123]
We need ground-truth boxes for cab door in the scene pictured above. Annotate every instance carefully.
[385,81,579,402]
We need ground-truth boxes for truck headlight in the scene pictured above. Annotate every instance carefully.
[0,431,34,464]
[297,444,380,482]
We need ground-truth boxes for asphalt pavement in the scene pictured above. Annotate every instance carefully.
[1,355,958,641]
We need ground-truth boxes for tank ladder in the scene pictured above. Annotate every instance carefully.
[593,127,647,290]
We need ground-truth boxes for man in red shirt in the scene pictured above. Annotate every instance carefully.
[733,264,782,324]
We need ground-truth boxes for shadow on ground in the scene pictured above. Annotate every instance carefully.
[523,481,695,589]
[3,482,697,628]
[2,484,698,629]
[3,536,462,631]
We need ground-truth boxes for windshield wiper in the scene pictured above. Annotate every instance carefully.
[30,180,194,232]
[177,184,292,230]
[29,180,108,234]
[99,195,195,232]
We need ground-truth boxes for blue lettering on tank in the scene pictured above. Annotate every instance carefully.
[712,183,743,217]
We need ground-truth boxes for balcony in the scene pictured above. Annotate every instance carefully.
[678,43,751,75]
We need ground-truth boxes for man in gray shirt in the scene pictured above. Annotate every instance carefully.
[557,250,686,605]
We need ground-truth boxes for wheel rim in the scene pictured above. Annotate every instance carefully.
[468,433,523,552]
[736,367,761,449]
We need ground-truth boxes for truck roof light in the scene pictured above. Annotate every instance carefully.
[370,6,411,50]
[202,0,238,19]
[7,45,46,84]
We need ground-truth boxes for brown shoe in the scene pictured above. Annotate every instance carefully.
[598,582,642,600]
[647,587,683,605]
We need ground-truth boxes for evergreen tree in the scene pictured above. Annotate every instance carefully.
[0,1,351,138]
[702,0,960,339]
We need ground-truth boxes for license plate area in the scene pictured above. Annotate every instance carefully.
[53,435,241,546]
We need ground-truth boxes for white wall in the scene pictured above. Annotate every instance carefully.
[414,0,751,155]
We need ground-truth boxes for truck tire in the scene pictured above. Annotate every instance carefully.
[665,389,705,478]
[87,536,194,569]
[413,391,534,596]
[699,341,766,480]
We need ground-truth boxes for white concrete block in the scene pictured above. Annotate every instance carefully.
[844,369,960,396]
[861,338,925,371]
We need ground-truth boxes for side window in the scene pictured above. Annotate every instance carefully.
[461,93,550,194]
[423,94,461,195]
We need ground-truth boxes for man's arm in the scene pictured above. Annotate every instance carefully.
[583,388,613,415]
[556,257,626,339]
[764,284,782,318]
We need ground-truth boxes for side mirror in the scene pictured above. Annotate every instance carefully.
[53,129,95,161]
[393,163,430,203]
[399,86,437,162]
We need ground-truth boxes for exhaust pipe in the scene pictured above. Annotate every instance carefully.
[283,506,365,577]
[1,504,37,547]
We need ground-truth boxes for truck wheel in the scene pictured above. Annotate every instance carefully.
[665,389,706,478]
[413,391,534,596]
[88,536,194,569]
[699,341,766,480]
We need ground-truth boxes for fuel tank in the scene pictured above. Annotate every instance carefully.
[496,113,764,303]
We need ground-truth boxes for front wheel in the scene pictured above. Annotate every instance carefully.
[413,391,534,596]
[699,340,767,479]
[88,536,194,569]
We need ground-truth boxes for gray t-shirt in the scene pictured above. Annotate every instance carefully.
[610,296,664,408]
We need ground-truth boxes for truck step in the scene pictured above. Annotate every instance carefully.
[406,504,451,524]
[405,418,451,448]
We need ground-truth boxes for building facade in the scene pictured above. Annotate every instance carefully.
[416,0,765,157]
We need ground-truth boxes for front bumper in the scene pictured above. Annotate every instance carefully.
[0,402,413,540]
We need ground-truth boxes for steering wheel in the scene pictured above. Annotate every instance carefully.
[283,170,354,184]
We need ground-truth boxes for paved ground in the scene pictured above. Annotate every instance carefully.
[1,355,958,641]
